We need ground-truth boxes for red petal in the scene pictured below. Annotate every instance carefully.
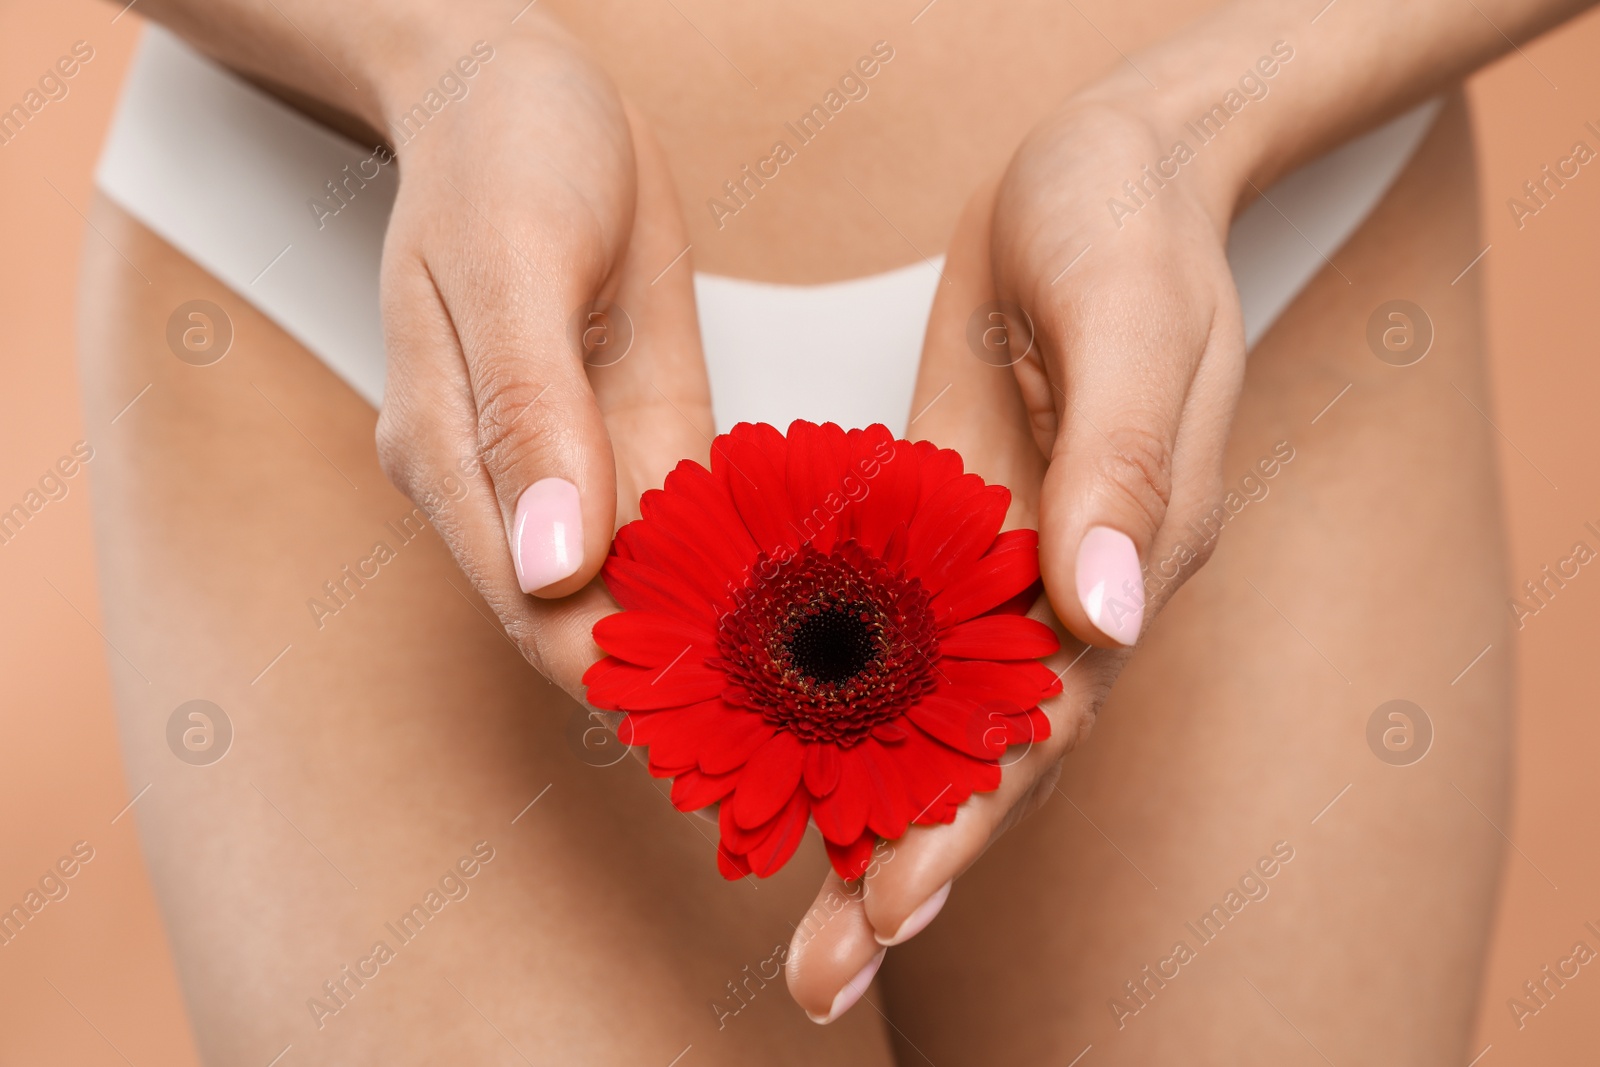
[744,789,812,877]
[898,728,985,817]
[931,529,1042,624]
[858,740,914,840]
[844,424,894,458]
[785,420,851,553]
[645,460,761,577]
[715,430,797,557]
[671,767,739,811]
[991,578,1045,616]
[719,795,772,854]
[613,509,736,611]
[717,844,752,880]
[591,611,716,667]
[872,721,907,743]
[732,421,789,464]
[635,701,726,769]
[906,693,1006,759]
[904,473,985,580]
[879,521,910,572]
[811,747,871,843]
[602,555,721,624]
[913,439,966,506]
[899,727,1000,819]
[617,709,675,746]
[699,712,778,775]
[648,751,698,778]
[803,742,841,798]
[825,832,879,881]
[914,485,1010,594]
[941,659,1062,710]
[732,730,806,829]
[582,656,725,711]
[848,437,920,555]
[938,615,1061,660]
[992,707,1050,746]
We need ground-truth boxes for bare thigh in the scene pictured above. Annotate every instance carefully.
[78,90,1508,1065]
[75,201,898,1066]
[879,92,1511,1066]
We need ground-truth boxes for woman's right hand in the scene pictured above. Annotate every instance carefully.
[370,13,713,698]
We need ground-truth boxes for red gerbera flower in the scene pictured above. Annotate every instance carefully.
[582,421,1062,881]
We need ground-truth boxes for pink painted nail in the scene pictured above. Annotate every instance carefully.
[876,881,952,946]
[807,947,886,1025]
[512,478,583,593]
[1075,525,1144,645]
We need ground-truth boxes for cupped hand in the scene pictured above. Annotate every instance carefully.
[994,100,1247,648]
[372,15,712,698]
[787,100,1252,1020]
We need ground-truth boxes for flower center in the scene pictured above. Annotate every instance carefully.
[785,604,877,685]
[715,542,940,746]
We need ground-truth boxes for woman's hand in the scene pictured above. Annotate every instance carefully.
[135,0,715,698]
[782,175,1116,1020]
[783,0,1600,1018]
[990,101,1246,648]
[371,16,713,698]
[784,97,1251,1018]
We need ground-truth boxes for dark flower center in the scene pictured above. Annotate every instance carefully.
[786,604,877,684]
[714,541,940,746]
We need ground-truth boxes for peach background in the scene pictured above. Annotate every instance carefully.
[1,2,1597,1062]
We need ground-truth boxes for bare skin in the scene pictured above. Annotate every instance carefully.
[811,95,1516,1064]
[103,1,1592,1034]
[79,197,892,1065]
[79,41,1513,1057]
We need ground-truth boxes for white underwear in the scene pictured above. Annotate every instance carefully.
[97,27,1440,436]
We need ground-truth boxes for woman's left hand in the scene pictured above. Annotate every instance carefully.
[785,96,1253,1020]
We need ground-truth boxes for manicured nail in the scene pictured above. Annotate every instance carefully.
[807,947,886,1025]
[875,881,952,946]
[1075,525,1144,645]
[512,478,582,593]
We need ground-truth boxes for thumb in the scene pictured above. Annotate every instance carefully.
[498,366,619,599]
[1028,273,1243,649]
[422,196,623,600]
[495,103,713,598]
[1035,328,1192,648]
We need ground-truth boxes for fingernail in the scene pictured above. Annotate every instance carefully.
[806,947,886,1025]
[875,881,952,946]
[512,477,583,593]
[1075,525,1144,645]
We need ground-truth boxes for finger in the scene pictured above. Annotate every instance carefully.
[857,722,1063,946]
[779,186,1064,986]
[581,111,712,756]
[785,871,885,1024]
[1017,244,1238,649]
[375,249,610,696]
[410,147,632,602]
[837,183,1061,945]
[848,613,1107,946]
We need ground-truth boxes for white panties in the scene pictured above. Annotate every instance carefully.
[97,27,1440,436]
